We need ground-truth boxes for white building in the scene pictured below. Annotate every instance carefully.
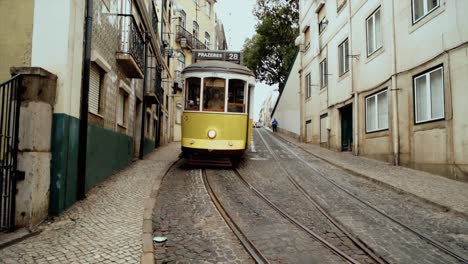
[291,0,468,180]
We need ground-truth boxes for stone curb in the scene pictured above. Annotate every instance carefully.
[141,158,180,264]
[272,131,468,218]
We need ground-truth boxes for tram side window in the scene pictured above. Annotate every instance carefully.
[185,77,201,110]
[203,78,226,112]
[228,79,246,113]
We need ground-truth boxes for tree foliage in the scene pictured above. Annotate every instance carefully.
[243,0,299,87]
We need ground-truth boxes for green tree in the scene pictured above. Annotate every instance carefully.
[243,0,299,88]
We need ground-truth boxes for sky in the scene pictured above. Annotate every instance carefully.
[215,0,277,122]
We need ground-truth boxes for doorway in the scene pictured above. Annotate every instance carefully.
[305,120,312,143]
[340,104,353,152]
[133,98,142,158]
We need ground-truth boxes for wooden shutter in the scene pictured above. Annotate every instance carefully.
[89,63,101,114]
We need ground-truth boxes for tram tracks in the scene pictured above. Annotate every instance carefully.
[258,128,468,264]
[203,168,372,263]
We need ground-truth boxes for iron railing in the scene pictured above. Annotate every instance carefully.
[176,25,193,49]
[151,5,158,36]
[0,75,21,232]
[154,68,163,103]
[193,36,207,50]
[117,14,145,72]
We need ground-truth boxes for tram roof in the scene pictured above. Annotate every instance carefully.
[182,60,255,77]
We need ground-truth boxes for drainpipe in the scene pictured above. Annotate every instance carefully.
[139,34,149,159]
[77,0,93,200]
[390,0,400,165]
[348,2,359,156]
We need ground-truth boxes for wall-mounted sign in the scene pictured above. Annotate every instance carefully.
[193,50,243,64]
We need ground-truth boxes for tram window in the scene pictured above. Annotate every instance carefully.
[228,79,246,113]
[185,77,201,110]
[203,78,226,112]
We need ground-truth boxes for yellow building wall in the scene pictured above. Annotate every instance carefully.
[0,0,34,81]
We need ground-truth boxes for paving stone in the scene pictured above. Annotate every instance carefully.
[153,167,254,263]
[0,143,180,264]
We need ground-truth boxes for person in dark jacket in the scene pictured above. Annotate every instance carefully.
[272,119,278,132]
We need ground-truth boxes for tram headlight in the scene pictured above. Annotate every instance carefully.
[207,129,217,139]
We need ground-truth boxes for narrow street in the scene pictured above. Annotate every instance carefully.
[151,128,468,263]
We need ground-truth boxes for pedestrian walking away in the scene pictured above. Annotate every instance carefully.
[272,119,278,132]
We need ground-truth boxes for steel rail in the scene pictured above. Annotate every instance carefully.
[264,129,468,264]
[230,168,360,264]
[255,129,387,264]
[201,169,271,264]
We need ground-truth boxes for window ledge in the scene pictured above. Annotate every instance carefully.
[365,128,389,139]
[409,3,446,34]
[338,71,350,82]
[365,47,384,64]
[89,111,104,119]
[413,118,446,132]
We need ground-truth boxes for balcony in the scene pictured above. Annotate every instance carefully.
[192,37,207,50]
[176,25,193,49]
[116,14,145,79]
[146,71,164,105]
[151,5,158,36]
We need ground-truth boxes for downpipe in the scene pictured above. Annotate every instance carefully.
[77,0,93,200]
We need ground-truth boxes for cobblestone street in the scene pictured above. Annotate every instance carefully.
[150,129,468,263]
[0,143,180,264]
[152,166,253,263]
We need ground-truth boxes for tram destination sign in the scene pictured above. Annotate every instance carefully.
[193,50,243,64]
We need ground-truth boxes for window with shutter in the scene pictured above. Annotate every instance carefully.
[337,0,346,12]
[304,27,311,51]
[318,7,327,34]
[89,63,103,114]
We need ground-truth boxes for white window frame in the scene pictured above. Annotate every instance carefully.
[413,66,445,124]
[366,7,382,56]
[412,0,440,24]
[318,16,327,34]
[205,1,211,17]
[365,89,389,133]
[338,38,349,76]
[320,58,327,89]
[205,32,210,48]
[305,73,311,98]
[193,21,199,39]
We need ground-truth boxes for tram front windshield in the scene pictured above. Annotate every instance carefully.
[184,77,247,113]
[203,78,226,112]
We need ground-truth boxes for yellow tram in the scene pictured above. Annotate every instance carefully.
[181,58,255,166]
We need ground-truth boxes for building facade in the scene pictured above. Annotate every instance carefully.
[168,0,227,142]
[295,0,468,181]
[0,0,172,228]
[271,52,301,139]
